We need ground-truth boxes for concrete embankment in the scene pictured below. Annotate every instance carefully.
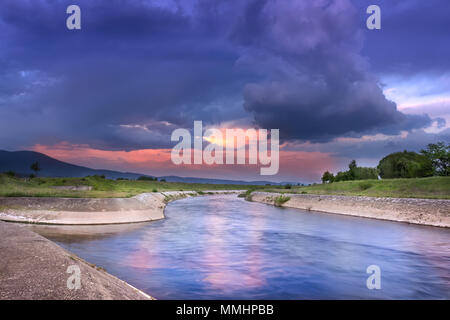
[0,221,152,300]
[0,190,242,225]
[250,192,450,228]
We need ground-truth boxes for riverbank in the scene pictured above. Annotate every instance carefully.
[250,192,450,228]
[264,176,450,199]
[0,190,242,225]
[0,221,152,299]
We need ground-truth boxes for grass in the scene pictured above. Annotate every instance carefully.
[274,195,291,206]
[1,174,448,199]
[263,176,450,199]
[0,174,258,198]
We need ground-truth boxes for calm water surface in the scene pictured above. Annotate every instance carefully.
[31,195,450,299]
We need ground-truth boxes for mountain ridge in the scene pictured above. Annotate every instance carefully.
[0,150,297,185]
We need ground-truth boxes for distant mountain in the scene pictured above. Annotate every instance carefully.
[0,150,299,185]
[0,150,145,180]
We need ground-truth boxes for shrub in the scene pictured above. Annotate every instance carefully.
[421,142,449,176]
[284,184,292,189]
[274,195,291,207]
[353,167,378,180]
[378,151,433,179]
[244,189,255,201]
[321,171,334,183]
[332,161,378,182]
[3,171,16,177]
[152,188,158,192]
[137,176,156,181]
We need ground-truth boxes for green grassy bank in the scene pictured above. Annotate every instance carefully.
[264,176,450,199]
[1,174,448,199]
[0,174,254,198]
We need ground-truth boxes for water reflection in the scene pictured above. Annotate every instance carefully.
[31,195,450,299]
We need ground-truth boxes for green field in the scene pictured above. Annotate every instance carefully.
[0,174,448,199]
[263,176,450,199]
[0,174,254,198]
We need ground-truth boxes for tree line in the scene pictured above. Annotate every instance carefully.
[321,142,449,183]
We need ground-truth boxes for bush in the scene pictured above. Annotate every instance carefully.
[274,195,291,207]
[332,160,378,182]
[3,171,16,177]
[353,167,378,180]
[243,189,255,201]
[321,171,334,183]
[137,176,156,181]
[421,142,449,176]
[152,188,158,192]
[378,151,433,179]
[334,171,352,182]
[284,184,292,189]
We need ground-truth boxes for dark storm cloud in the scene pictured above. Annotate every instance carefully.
[0,0,442,151]
[0,0,248,150]
[237,0,435,142]
[354,0,450,74]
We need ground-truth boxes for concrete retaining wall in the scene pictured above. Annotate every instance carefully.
[250,192,450,228]
[0,190,242,225]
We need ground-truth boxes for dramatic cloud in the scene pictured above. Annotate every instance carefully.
[355,0,450,75]
[0,0,448,181]
[238,0,434,142]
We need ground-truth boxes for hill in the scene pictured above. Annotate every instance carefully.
[0,150,292,185]
[0,150,145,180]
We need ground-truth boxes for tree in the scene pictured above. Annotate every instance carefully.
[30,161,41,177]
[321,171,334,184]
[334,170,352,182]
[420,142,449,176]
[348,160,357,179]
[377,151,433,179]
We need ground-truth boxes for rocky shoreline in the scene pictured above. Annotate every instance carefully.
[250,192,450,228]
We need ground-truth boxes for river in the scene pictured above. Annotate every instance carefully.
[31,195,450,299]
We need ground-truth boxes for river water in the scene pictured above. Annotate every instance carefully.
[31,195,450,299]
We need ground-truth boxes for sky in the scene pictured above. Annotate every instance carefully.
[0,0,449,183]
